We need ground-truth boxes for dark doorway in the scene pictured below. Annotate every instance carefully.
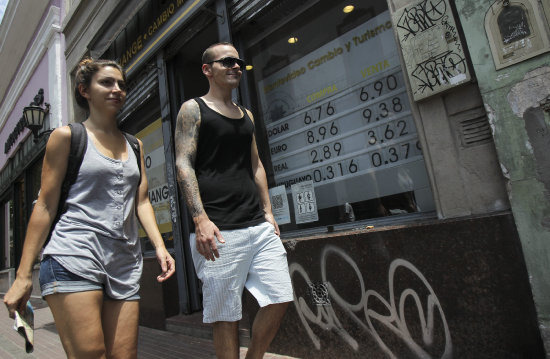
[166,17,218,313]
[168,15,217,113]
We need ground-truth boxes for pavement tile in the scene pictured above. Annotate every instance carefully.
[0,296,300,359]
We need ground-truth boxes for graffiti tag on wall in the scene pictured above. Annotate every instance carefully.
[392,0,470,100]
[290,245,452,358]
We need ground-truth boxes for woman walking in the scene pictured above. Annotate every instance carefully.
[4,58,175,359]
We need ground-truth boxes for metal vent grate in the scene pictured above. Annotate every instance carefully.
[229,0,275,28]
[459,115,493,147]
[229,0,297,30]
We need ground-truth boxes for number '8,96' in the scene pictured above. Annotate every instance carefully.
[307,122,339,143]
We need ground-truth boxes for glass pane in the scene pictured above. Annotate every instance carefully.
[135,118,174,252]
[0,201,5,269]
[120,96,174,254]
[29,159,42,263]
[242,0,435,233]
[29,160,42,206]
[497,5,530,45]
[9,199,14,268]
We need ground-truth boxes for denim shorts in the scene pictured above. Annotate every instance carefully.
[39,256,139,301]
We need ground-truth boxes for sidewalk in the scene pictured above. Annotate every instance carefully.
[0,297,298,359]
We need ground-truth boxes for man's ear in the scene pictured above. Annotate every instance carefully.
[202,63,212,77]
[78,83,89,100]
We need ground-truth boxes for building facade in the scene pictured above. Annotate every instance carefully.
[0,0,67,297]
[455,0,550,352]
[1,0,548,357]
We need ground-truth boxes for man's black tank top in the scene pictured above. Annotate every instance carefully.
[193,97,265,230]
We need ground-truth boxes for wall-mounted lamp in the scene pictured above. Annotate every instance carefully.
[22,89,52,142]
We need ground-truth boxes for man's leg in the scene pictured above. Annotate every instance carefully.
[245,302,290,359]
[213,321,240,359]
[244,223,294,358]
[190,227,252,358]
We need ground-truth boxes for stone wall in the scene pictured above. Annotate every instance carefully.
[247,213,545,358]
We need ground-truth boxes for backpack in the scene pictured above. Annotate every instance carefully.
[45,122,142,243]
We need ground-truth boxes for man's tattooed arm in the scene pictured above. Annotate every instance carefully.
[174,100,205,218]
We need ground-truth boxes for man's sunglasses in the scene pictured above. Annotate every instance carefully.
[207,56,245,68]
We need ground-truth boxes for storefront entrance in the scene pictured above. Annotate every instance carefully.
[98,0,227,320]
[165,17,219,313]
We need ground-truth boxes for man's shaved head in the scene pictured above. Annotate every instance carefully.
[201,42,236,64]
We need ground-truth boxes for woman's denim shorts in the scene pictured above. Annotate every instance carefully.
[39,256,139,301]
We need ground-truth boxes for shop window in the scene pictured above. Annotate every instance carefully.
[0,199,14,269]
[120,96,175,254]
[27,159,43,264]
[135,118,175,253]
[241,0,435,234]
[27,159,42,212]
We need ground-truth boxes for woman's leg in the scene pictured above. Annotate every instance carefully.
[102,299,140,359]
[45,290,106,359]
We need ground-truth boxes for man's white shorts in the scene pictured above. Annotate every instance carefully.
[190,221,294,323]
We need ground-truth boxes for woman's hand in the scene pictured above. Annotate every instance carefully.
[4,127,72,318]
[4,277,33,319]
[155,247,176,282]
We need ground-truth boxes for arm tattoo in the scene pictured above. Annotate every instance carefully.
[174,100,205,218]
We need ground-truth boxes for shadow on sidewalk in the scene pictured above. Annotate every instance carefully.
[1,295,298,358]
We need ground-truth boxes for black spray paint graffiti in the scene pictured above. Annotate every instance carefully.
[289,245,452,358]
[396,0,468,97]
[396,0,447,40]
[441,15,462,53]
[412,50,467,94]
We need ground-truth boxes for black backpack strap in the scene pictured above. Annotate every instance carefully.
[66,123,88,185]
[46,123,87,244]
[57,123,87,218]
[123,132,142,184]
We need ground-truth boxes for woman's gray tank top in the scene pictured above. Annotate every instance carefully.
[43,133,142,299]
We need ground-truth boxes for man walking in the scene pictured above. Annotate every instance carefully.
[174,42,293,359]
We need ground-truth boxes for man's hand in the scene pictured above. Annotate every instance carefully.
[194,215,225,261]
[155,247,176,282]
[4,277,32,319]
[265,212,280,237]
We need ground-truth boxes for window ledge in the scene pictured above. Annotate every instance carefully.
[280,210,513,243]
